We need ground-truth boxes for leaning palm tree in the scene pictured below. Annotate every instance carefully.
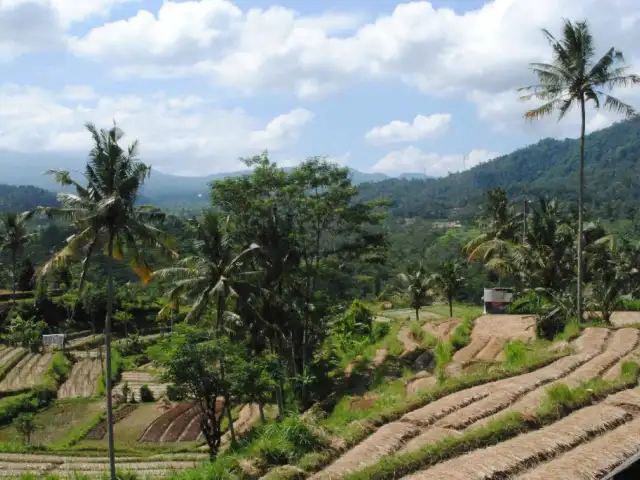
[0,212,35,301]
[520,19,640,322]
[38,122,175,480]
[398,263,431,322]
[155,211,258,329]
[430,261,465,318]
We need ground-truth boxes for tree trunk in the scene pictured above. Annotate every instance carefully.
[259,403,266,423]
[415,307,419,323]
[448,294,453,318]
[11,250,16,304]
[105,236,117,480]
[577,97,586,323]
[226,404,236,444]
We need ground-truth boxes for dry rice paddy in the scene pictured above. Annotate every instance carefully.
[313,320,640,479]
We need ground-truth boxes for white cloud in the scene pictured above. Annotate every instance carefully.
[365,113,451,145]
[370,146,500,177]
[249,108,314,150]
[0,0,138,62]
[0,83,313,175]
[69,0,640,104]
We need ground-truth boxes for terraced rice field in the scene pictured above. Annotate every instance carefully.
[139,400,227,443]
[0,346,26,370]
[452,314,535,364]
[0,452,207,477]
[113,370,167,401]
[0,352,53,391]
[312,323,640,479]
[58,357,103,398]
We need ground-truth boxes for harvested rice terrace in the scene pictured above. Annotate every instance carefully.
[313,323,640,480]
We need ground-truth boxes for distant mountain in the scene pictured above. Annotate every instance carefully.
[0,185,57,212]
[3,117,639,221]
[356,117,640,222]
[0,151,395,207]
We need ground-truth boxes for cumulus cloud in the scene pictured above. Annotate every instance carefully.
[249,108,314,150]
[365,113,451,145]
[69,0,640,103]
[0,0,138,62]
[370,146,500,177]
[0,83,314,175]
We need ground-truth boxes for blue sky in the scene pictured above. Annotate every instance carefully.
[2,0,640,176]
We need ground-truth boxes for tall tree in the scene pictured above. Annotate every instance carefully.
[430,261,465,318]
[38,122,174,480]
[398,264,431,322]
[520,19,639,322]
[155,211,258,328]
[0,212,35,300]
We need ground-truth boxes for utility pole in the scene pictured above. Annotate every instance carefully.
[523,199,529,243]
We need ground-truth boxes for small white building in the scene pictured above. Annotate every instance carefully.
[483,287,514,314]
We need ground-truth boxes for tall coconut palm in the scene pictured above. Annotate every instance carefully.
[520,19,640,322]
[430,261,465,318]
[0,212,35,301]
[398,263,431,322]
[38,123,175,480]
[155,211,258,329]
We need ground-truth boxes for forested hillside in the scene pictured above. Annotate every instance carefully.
[0,185,57,212]
[357,117,640,222]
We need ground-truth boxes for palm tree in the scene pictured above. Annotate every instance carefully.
[38,123,175,480]
[0,212,35,301]
[465,188,521,282]
[398,264,431,322]
[520,19,640,323]
[430,261,465,317]
[155,211,258,329]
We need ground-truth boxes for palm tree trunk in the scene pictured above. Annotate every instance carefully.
[259,403,266,423]
[105,236,117,480]
[448,294,453,318]
[11,250,16,303]
[577,97,586,323]
[415,307,419,323]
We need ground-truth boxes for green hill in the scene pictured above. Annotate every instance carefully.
[357,117,640,222]
[0,184,58,212]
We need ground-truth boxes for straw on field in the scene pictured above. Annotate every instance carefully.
[572,327,610,354]
[475,337,506,362]
[398,327,420,354]
[603,387,640,410]
[453,336,491,363]
[404,403,631,480]
[399,427,462,454]
[478,329,638,422]
[407,375,437,395]
[423,320,460,341]
[471,315,536,341]
[312,421,419,479]
[437,388,528,429]
[518,415,640,480]
[401,386,490,426]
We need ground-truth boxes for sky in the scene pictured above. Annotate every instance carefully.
[1,0,640,177]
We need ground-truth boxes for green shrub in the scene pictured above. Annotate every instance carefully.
[166,384,185,402]
[97,349,124,395]
[434,341,453,383]
[256,416,326,466]
[139,384,154,403]
[371,322,390,341]
[619,298,640,312]
[0,387,55,427]
[450,318,472,351]
[44,352,72,389]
